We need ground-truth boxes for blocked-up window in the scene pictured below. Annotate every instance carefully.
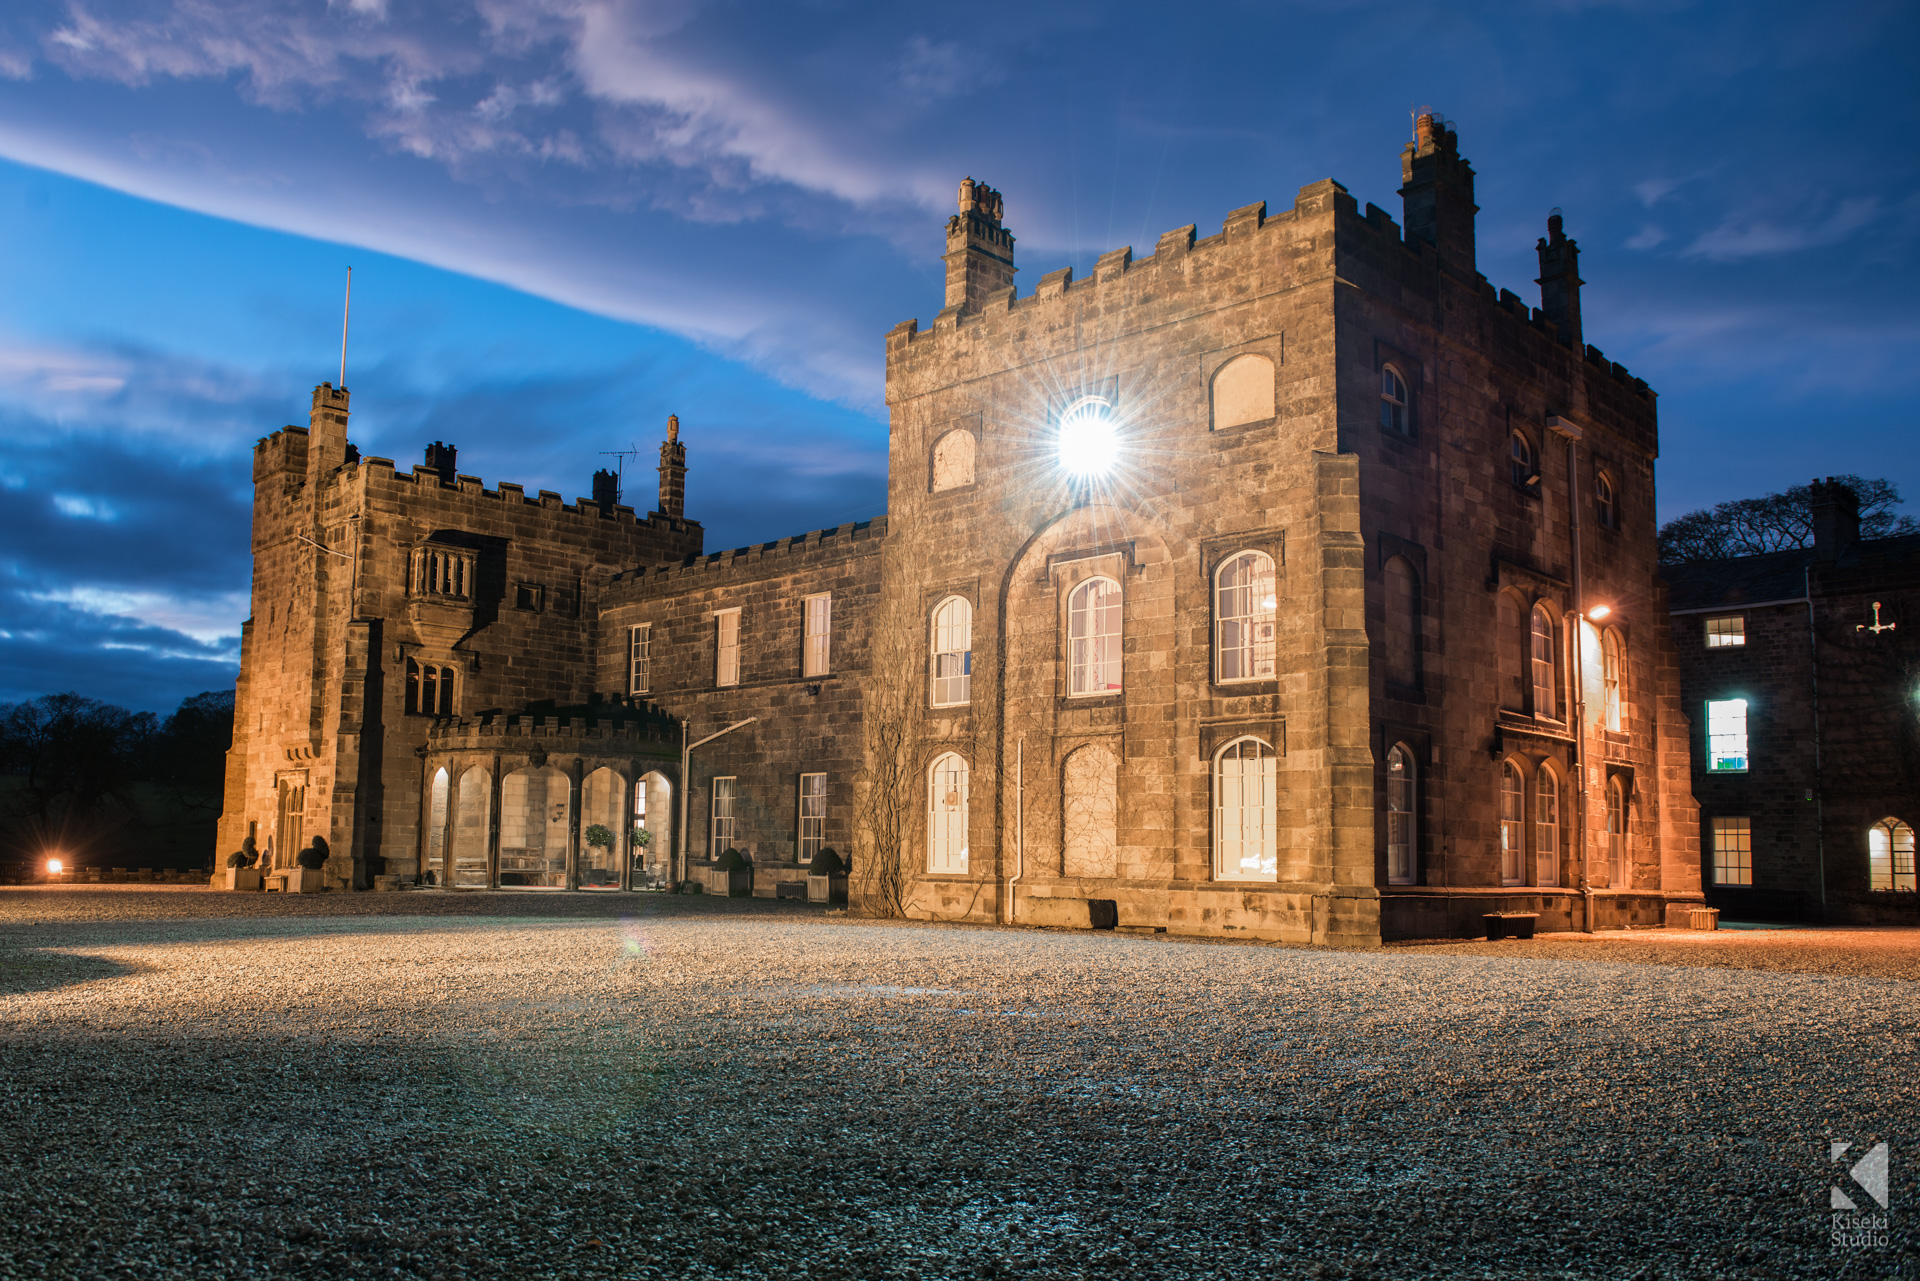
[1061,743,1119,880]
[1497,594,1527,712]
[1215,550,1277,682]
[1068,577,1123,696]
[1214,737,1278,882]
[928,754,969,873]
[1712,816,1752,886]
[1869,818,1916,892]
[629,624,651,695]
[1705,616,1745,648]
[931,429,976,491]
[1386,743,1414,884]
[1607,776,1628,888]
[1383,556,1420,687]
[931,596,972,707]
[803,594,831,677]
[715,609,741,687]
[710,777,738,859]
[1706,699,1748,772]
[799,774,826,864]
[1212,353,1276,431]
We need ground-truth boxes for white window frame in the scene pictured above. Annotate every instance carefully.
[1606,775,1628,887]
[629,623,652,695]
[1067,576,1123,697]
[714,608,741,688]
[803,593,831,678]
[1530,603,1559,719]
[1379,365,1409,434]
[1705,615,1746,648]
[798,773,826,864]
[1214,550,1277,684]
[1535,765,1560,888]
[931,596,972,708]
[1386,743,1415,885]
[1499,762,1525,886]
[1602,629,1624,733]
[1869,818,1916,892]
[710,777,738,859]
[1711,816,1752,887]
[1596,470,1617,529]
[1213,737,1278,883]
[1706,698,1748,773]
[927,753,969,874]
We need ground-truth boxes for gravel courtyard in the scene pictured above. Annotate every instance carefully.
[2,890,1915,1279]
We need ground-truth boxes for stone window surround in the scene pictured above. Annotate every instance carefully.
[1496,748,1572,890]
[1372,339,1422,439]
[1198,337,1284,435]
[1202,531,1286,692]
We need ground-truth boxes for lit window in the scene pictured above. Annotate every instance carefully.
[1602,630,1624,733]
[1068,577,1123,696]
[1705,616,1745,648]
[803,593,831,677]
[1869,818,1916,892]
[931,596,972,707]
[1509,431,1535,489]
[1711,816,1752,886]
[1607,776,1628,887]
[1535,765,1560,887]
[405,658,456,717]
[1530,604,1558,719]
[799,774,826,864]
[710,777,738,859]
[1596,471,1617,529]
[1214,737,1278,882]
[715,609,741,687]
[1379,366,1409,434]
[1056,396,1119,479]
[1386,744,1415,884]
[629,624,651,695]
[928,753,969,873]
[1706,699,1748,772]
[1500,762,1525,886]
[1214,551,1277,682]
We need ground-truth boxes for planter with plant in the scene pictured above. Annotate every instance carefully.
[713,847,753,897]
[806,847,848,904]
[582,824,617,887]
[291,841,327,893]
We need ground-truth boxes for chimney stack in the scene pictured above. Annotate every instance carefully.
[657,414,687,518]
[1810,478,1861,562]
[306,383,351,488]
[942,178,1017,315]
[424,441,458,485]
[1399,112,1479,278]
[592,468,620,512]
[1535,209,1584,346]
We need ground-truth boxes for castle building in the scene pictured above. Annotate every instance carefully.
[220,116,1705,941]
[1666,484,1920,923]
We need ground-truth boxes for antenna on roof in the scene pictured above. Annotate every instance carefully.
[339,266,352,390]
[600,442,641,487]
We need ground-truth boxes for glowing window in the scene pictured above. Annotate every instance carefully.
[1602,630,1624,733]
[1711,816,1752,886]
[1530,604,1558,719]
[715,609,741,688]
[1068,578,1123,696]
[1386,743,1415,884]
[1056,396,1119,479]
[931,596,972,707]
[1215,551,1277,683]
[803,593,831,677]
[1869,818,1916,892]
[1214,738,1278,882]
[629,624,651,695]
[1706,699,1748,772]
[1535,765,1560,887]
[1499,762,1525,886]
[1705,616,1745,648]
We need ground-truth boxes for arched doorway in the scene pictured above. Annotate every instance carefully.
[452,766,491,888]
[580,767,625,889]
[427,767,449,886]
[634,771,672,888]
[500,765,570,888]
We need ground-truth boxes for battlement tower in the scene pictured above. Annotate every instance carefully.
[942,178,1016,315]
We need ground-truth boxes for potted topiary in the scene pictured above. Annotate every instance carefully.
[713,847,753,898]
[583,824,615,888]
[224,837,263,892]
[291,838,328,893]
[631,825,654,887]
[806,848,847,905]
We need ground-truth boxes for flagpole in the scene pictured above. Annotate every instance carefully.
[339,266,352,389]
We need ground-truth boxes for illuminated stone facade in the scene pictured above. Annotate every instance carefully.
[221,116,1703,940]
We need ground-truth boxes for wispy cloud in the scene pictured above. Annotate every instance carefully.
[1686,196,1880,261]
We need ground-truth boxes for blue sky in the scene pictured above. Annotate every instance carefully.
[0,0,1914,710]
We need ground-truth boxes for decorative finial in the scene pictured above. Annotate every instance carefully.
[668,413,679,443]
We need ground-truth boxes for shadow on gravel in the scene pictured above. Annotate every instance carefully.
[0,948,143,995]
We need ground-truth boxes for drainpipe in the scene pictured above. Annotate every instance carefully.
[1549,416,1594,933]
[1006,736,1025,924]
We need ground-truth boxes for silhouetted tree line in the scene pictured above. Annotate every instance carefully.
[0,690,233,868]
[1659,475,1917,565]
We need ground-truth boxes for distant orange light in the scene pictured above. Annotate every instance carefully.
[46,858,63,875]
[1589,604,1612,620]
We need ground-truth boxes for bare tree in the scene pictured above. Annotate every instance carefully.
[1659,476,1917,564]
[853,579,923,918]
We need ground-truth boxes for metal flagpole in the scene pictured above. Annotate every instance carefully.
[339,267,352,388]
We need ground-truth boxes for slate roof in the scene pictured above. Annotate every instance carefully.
[1663,533,1920,612]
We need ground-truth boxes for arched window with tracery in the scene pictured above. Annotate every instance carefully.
[931,596,972,707]
[1214,737,1278,882]
[928,753,970,874]
[1607,775,1629,888]
[1068,577,1122,696]
[1499,762,1525,886]
[1530,603,1559,719]
[1869,818,1916,892]
[1386,743,1415,884]
[1215,551,1276,683]
[1602,629,1625,732]
[1380,365,1410,434]
[1535,765,1561,887]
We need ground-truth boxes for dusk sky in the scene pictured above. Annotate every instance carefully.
[0,0,1913,711]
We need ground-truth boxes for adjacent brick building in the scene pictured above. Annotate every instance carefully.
[220,115,1705,941]
[1666,485,1920,922]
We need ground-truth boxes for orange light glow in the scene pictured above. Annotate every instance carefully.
[46,858,63,875]
[1588,604,1612,620]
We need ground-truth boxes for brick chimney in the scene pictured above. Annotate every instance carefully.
[1810,477,1860,562]
[1535,209,1584,346]
[943,178,1017,314]
[423,441,457,485]
[657,414,687,518]
[306,383,351,488]
[1399,112,1478,278]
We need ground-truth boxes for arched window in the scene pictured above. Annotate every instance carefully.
[1499,762,1525,886]
[931,596,972,707]
[928,753,969,874]
[1497,593,1527,712]
[1214,551,1277,683]
[1383,556,1420,687]
[427,767,449,886]
[1211,353,1276,430]
[931,429,976,491]
[501,765,570,888]
[1068,577,1123,696]
[1606,775,1628,888]
[452,766,492,888]
[1596,471,1618,529]
[1602,629,1625,733]
[1530,603,1558,719]
[1379,366,1409,434]
[1869,818,1916,892]
[406,658,456,717]
[1509,430,1535,489]
[1214,737,1278,881]
[1386,743,1415,884]
[1534,765,1560,887]
[1061,743,1119,879]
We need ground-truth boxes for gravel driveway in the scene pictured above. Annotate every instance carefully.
[1,888,1914,1279]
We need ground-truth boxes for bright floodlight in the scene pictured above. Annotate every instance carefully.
[46,858,62,875]
[1057,396,1120,478]
[1589,604,1612,620]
